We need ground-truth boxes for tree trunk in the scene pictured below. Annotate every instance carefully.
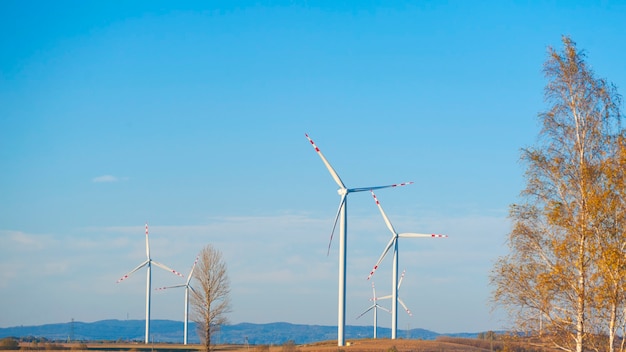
[609,302,616,352]
[576,234,585,352]
[204,320,211,352]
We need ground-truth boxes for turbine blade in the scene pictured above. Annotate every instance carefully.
[398,298,412,317]
[152,260,185,278]
[349,181,414,193]
[398,269,406,289]
[356,305,375,320]
[370,191,398,236]
[367,237,396,280]
[305,134,346,189]
[186,255,200,285]
[145,223,150,259]
[155,284,186,291]
[116,260,149,283]
[377,305,391,313]
[398,233,448,238]
[377,294,392,300]
[327,194,346,256]
[371,282,376,300]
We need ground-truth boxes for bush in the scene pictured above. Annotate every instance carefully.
[0,338,19,350]
[282,340,298,352]
[387,346,398,352]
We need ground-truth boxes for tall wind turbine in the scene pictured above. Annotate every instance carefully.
[366,191,447,339]
[116,223,184,344]
[156,255,199,345]
[305,133,412,347]
[356,281,390,339]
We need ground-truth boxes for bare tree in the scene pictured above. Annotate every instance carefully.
[191,244,231,352]
[491,36,622,352]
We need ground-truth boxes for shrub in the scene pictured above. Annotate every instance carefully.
[0,338,19,350]
[387,346,398,352]
[281,340,298,352]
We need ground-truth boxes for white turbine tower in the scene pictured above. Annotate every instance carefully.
[356,281,390,339]
[116,223,184,344]
[156,255,199,345]
[305,133,412,347]
[366,191,447,339]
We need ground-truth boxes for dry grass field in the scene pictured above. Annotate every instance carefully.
[43,337,553,352]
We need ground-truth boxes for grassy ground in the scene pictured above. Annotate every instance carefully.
[33,337,554,352]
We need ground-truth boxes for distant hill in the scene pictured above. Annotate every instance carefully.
[0,320,478,345]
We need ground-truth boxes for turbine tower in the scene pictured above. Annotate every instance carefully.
[305,133,412,346]
[366,191,447,339]
[156,255,199,345]
[356,281,390,339]
[116,223,184,344]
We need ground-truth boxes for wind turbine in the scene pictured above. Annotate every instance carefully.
[376,269,414,318]
[366,191,447,339]
[305,133,412,347]
[155,255,199,345]
[356,281,390,339]
[116,223,184,344]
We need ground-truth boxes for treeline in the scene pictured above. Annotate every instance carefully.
[0,337,88,351]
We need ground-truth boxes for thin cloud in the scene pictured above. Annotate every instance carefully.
[92,175,121,183]
[2,230,46,250]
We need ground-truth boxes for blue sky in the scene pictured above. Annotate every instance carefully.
[1,1,625,336]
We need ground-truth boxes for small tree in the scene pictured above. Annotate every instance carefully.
[191,244,231,352]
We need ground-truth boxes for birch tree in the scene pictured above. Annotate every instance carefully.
[491,36,622,352]
[590,137,626,352]
[191,244,231,352]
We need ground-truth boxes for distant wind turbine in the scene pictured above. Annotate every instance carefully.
[356,281,390,339]
[116,223,184,344]
[366,191,447,339]
[305,134,412,347]
[376,269,414,318]
[156,255,199,345]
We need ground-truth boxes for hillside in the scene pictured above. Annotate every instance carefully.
[0,320,478,345]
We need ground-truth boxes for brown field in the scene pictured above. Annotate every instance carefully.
[36,337,553,352]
